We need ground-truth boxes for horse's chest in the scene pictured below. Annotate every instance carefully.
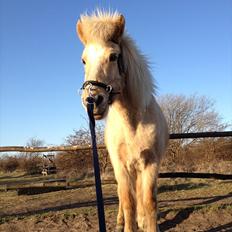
[105,111,156,172]
[118,142,148,173]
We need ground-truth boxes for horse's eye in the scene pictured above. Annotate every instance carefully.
[109,53,118,62]
[82,58,86,65]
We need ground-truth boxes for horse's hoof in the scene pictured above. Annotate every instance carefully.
[115,224,124,232]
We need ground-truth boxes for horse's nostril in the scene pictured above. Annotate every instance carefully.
[95,95,104,106]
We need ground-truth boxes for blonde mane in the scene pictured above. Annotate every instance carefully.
[120,35,156,109]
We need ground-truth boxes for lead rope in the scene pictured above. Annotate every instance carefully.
[86,96,106,232]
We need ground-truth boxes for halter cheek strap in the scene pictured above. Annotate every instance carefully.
[117,53,125,76]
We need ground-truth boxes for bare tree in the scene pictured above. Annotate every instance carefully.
[26,137,44,147]
[25,137,45,157]
[65,124,104,146]
[61,125,110,176]
[158,94,228,168]
[158,94,227,134]
[18,137,45,174]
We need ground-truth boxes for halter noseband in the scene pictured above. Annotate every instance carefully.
[81,80,120,104]
[81,80,112,93]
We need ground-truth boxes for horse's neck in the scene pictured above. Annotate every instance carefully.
[108,95,143,130]
[105,100,136,148]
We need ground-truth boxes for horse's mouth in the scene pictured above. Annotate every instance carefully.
[93,113,104,120]
[93,107,108,120]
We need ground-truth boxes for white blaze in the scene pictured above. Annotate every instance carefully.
[86,44,105,64]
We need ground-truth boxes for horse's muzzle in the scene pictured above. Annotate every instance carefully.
[85,95,104,107]
[84,95,107,120]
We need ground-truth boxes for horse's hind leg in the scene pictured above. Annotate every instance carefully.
[142,163,159,232]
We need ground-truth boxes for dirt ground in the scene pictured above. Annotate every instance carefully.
[0,173,231,232]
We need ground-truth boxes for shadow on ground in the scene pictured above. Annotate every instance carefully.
[206,222,232,232]
[158,182,209,194]
[1,191,232,230]
[159,192,232,231]
[0,196,119,221]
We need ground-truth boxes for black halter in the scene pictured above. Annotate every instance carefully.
[117,53,125,76]
[81,80,120,104]
[81,80,112,93]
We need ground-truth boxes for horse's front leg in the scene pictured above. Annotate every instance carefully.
[116,168,137,232]
[136,172,144,230]
[142,163,160,232]
[116,188,124,232]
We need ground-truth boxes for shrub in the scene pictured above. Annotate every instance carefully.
[0,155,19,172]
[17,154,43,174]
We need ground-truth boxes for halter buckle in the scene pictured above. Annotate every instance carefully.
[106,85,113,93]
[88,83,95,97]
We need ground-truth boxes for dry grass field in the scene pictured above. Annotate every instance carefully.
[0,172,231,232]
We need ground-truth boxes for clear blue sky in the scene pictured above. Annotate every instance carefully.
[0,0,231,146]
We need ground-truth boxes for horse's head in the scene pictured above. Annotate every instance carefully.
[77,13,125,120]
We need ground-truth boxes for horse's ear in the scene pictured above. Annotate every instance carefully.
[112,14,125,43]
[76,19,87,45]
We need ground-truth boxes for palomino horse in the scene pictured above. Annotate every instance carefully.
[77,10,169,232]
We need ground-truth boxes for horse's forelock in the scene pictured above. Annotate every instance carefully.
[77,10,125,44]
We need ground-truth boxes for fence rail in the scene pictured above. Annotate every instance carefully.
[169,131,232,139]
[159,172,232,180]
[0,131,231,153]
[0,144,105,153]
